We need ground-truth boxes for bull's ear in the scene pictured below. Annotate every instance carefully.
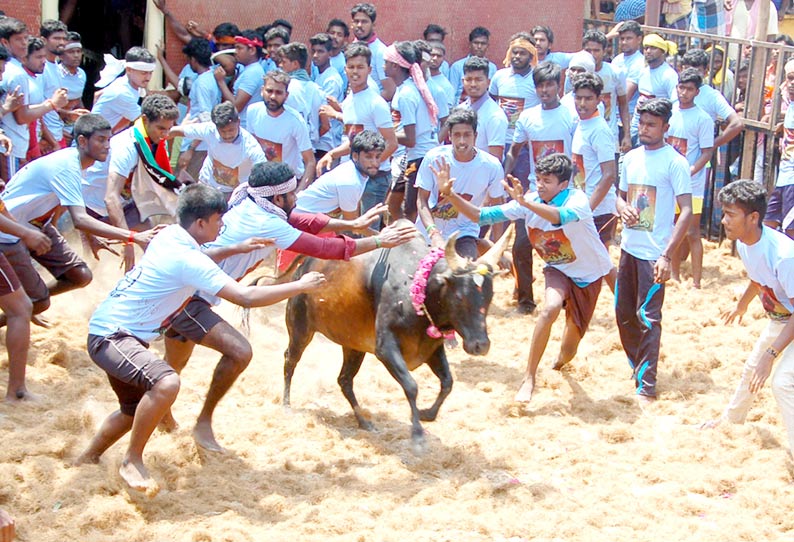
[476,223,514,270]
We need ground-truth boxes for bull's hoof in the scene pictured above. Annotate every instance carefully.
[411,431,427,454]
[418,409,438,422]
[356,418,375,431]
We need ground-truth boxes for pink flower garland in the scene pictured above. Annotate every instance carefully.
[409,248,455,340]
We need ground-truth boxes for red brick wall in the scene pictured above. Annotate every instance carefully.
[2,0,42,35]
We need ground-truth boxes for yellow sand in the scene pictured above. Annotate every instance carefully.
[1,240,793,542]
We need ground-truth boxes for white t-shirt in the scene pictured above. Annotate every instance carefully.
[778,105,794,187]
[233,61,265,130]
[595,62,627,145]
[286,77,324,145]
[295,159,367,214]
[314,66,345,152]
[88,224,231,340]
[1,59,31,159]
[692,83,735,123]
[631,63,678,136]
[0,147,87,242]
[199,198,302,305]
[544,51,575,68]
[341,86,392,171]
[489,67,541,143]
[488,188,612,285]
[666,104,715,198]
[612,49,644,124]
[415,145,505,240]
[391,78,437,161]
[431,73,455,109]
[189,69,222,118]
[92,75,141,130]
[737,225,794,320]
[448,55,498,103]
[328,52,348,90]
[59,64,87,100]
[571,114,617,217]
[179,122,267,192]
[366,38,388,91]
[42,60,63,140]
[463,94,509,154]
[427,76,450,135]
[619,144,691,260]
[513,103,576,189]
[246,104,312,176]
[26,72,44,142]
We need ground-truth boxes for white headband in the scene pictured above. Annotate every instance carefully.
[127,61,156,72]
[96,53,156,88]
[63,42,82,51]
[210,49,235,63]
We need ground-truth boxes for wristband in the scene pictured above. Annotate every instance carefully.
[374,236,382,248]
[426,224,438,235]
[659,254,671,263]
[766,346,780,359]
[126,231,135,245]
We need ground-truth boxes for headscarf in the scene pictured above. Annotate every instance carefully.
[234,35,263,48]
[502,37,538,69]
[384,44,439,126]
[228,176,297,221]
[568,50,596,73]
[96,53,156,89]
[643,34,679,57]
[705,45,727,86]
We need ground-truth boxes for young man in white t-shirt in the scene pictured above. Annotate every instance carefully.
[436,153,612,404]
[416,107,505,258]
[39,19,68,154]
[609,21,644,144]
[457,56,508,159]
[489,32,540,157]
[279,42,327,154]
[505,61,576,314]
[296,130,383,217]
[428,41,454,109]
[350,2,395,100]
[168,102,267,196]
[570,72,619,291]
[700,180,794,461]
[666,69,714,288]
[75,183,327,494]
[214,31,264,131]
[616,98,693,403]
[92,46,155,134]
[316,43,397,222]
[384,41,438,223]
[58,32,89,145]
[630,35,679,143]
[310,33,345,160]
[0,114,159,323]
[447,26,498,104]
[247,69,315,191]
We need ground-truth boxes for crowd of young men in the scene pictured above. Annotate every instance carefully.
[1,4,794,501]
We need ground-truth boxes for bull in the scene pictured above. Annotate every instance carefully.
[283,221,513,445]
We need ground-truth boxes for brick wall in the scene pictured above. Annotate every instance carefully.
[2,0,42,34]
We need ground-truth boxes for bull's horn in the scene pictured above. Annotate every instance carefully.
[444,231,468,272]
[476,223,515,270]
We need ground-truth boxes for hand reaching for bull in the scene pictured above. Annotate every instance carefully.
[349,203,387,232]
[430,158,455,197]
[376,222,417,248]
[298,271,326,291]
[501,174,527,205]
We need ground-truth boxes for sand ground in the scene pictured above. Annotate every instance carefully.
[1,240,793,542]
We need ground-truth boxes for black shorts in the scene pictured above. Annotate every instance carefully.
[88,331,176,416]
[164,295,225,343]
[594,213,618,246]
[767,184,794,228]
[391,156,422,193]
[0,252,21,296]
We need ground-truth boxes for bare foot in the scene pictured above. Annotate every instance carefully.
[119,459,160,496]
[692,282,702,290]
[671,274,681,283]
[4,388,39,403]
[73,450,101,466]
[698,417,723,430]
[552,357,571,371]
[158,411,179,433]
[514,377,535,403]
[31,314,53,328]
[193,421,225,453]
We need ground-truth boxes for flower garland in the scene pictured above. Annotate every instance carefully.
[409,248,456,340]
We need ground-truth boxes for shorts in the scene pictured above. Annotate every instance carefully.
[0,222,86,303]
[766,185,794,226]
[86,200,148,230]
[164,295,225,343]
[593,213,618,246]
[543,266,603,337]
[455,236,479,259]
[0,252,22,296]
[88,331,176,416]
[675,196,704,216]
[392,157,422,193]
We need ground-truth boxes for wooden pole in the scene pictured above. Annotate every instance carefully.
[645,0,662,26]
[143,0,164,89]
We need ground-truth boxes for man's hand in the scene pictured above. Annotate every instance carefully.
[82,232,121,260]
[50,88,69,110]
[376,222,417,248]
[749,354,774,393]
[213,66,226,83]
[326,95,342,112]
[132,225,167,248]
[2,86,23,115]
[316,152,334,176]
[236,237,274,254]
[721,304,747,325]
[0,133,12,156]
[501,174,526,204]
[177,148,193,172]
[349,203,388,232]
[21,228,52,256]
[429,157,454,197]
[653,256,671,284]
[620,134,632,154]
[186,20,206,38]
[319,104,343,121]
[298,271,326,291]
[620,203,640,227]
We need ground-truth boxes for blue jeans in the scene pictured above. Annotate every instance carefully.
[361,169,391,230]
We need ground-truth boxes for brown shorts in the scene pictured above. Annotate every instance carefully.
[0,222,86,303]
[164,295,225,343]
[455,236,479,259]
[86,200,148,231]
[594,213,618,246]
[0,252,22,296]
[543,266,603,337]
[87,331,176,416]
